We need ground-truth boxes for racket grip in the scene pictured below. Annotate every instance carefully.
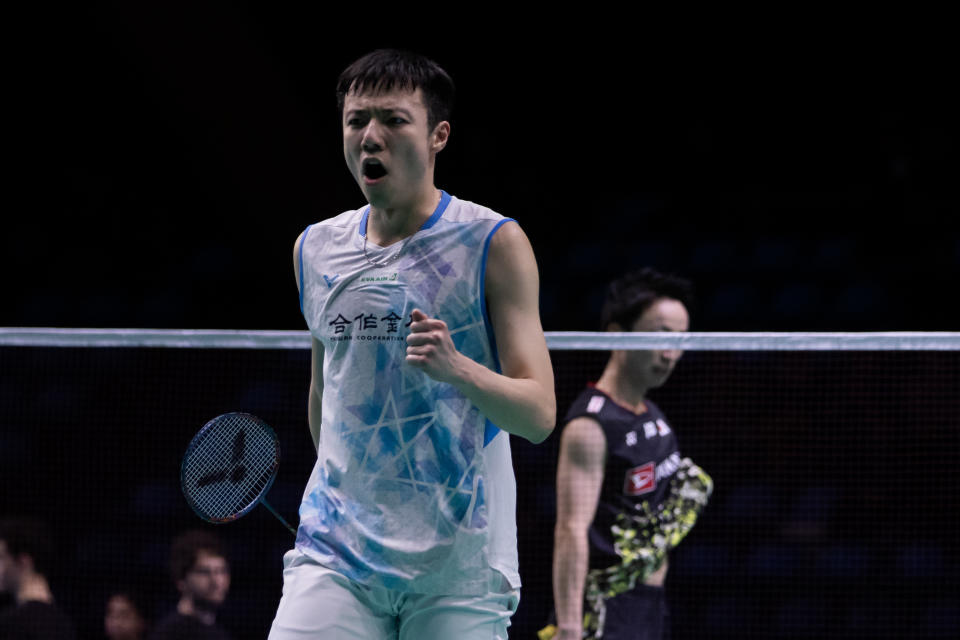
[261,498,297,536]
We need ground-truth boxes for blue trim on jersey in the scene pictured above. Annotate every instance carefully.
[359,207,370,237]
[357,191,451,237]
[298,225,311,315]
[421,190,451,229]
[480,217,515,446]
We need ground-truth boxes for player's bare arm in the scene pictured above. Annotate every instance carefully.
[405,221,556,443]
[553,417,607,640]
[306,337,324,451]
[294,232,324,450]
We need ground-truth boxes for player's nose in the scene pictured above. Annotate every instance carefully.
[661,349,682,363]
[360,121,384,151]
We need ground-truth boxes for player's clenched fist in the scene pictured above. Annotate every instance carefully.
[405,309,466,384]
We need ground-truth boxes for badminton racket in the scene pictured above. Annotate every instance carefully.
[181,412,296,535]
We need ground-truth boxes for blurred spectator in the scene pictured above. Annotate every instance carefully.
[0,516,78,640]
[148,529,233,640]
[105,589,149,640]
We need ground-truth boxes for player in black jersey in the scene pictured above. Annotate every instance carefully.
[543,268,712,640]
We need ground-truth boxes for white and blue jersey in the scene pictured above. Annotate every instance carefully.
[296,191,520,596]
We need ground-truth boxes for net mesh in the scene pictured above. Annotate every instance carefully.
[1,331,958,639]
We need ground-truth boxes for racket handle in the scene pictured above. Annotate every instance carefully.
[261,498,297,537]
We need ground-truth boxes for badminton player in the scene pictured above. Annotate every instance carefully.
[546,268,712,640]
[268,49,555,639]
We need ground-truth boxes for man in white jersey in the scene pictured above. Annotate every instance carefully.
[268,49,556,639]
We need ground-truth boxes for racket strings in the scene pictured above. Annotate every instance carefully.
[183,414,279,520]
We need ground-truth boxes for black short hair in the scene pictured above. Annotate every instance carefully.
[168,529,227,583]
[0,516,55,578]
[336,48,455,132]
[106,586,152,623]
[600,267,695,331]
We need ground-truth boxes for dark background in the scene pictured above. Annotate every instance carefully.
[4,4,958,332]
[2,4,959,640]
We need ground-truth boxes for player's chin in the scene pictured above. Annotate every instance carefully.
[648,371,672,388]
[360,175,389,195]
[197,594,227,609]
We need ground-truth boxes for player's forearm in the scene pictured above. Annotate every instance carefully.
[553,525,589,632]
[449,353,555,443]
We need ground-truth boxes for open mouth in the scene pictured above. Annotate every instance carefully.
[363,161,388,180]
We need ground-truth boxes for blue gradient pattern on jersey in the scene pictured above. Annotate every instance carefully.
[296,194,519,595]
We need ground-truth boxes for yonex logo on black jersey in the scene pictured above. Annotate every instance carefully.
[623,453,684,497]
[624,462,656,496]
[656,453,682,481]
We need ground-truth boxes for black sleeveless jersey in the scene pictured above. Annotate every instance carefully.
[564,386,684,570]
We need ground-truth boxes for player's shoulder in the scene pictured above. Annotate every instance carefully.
[297,206,366,250]
[314,205,366,230]
[565,387,613,423]
[560,413,607,459]
[441,194,508,224]
[451,194,533,272]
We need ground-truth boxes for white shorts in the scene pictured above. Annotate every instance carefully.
[268,549,520,640]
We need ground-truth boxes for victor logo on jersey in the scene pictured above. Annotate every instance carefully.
[624,462,656,496]
[323,274,340,288]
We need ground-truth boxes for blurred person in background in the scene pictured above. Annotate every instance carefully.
[0,515,78,640]
[148,529,233,640]
[545,268,713,640]
[104,588,149,640]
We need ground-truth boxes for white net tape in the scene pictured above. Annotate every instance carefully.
[2,328,960,350]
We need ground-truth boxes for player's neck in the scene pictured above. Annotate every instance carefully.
[595,364,648,413]
[366,187,441,247]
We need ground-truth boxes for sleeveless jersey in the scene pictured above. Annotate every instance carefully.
[564,387,684,570]
[296,191,520,595]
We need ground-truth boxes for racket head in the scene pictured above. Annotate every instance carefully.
[180,412,281,525]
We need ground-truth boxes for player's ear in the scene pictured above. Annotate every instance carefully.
[430,121,450,153]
